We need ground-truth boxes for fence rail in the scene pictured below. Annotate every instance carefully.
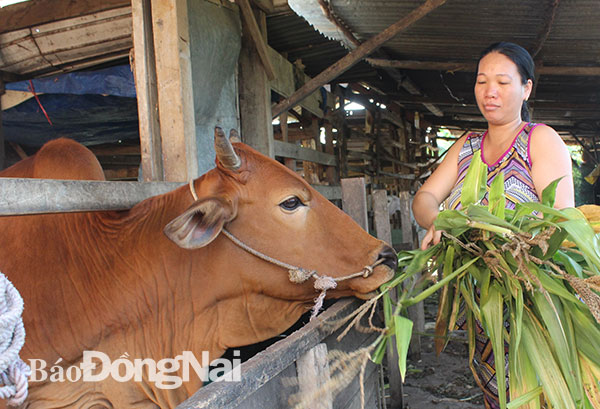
[0,178,343,216]
[175,298,382,409]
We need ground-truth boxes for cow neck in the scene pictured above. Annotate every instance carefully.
[188,180,384,320]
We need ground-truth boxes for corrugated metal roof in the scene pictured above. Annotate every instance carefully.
[268,0,600,134]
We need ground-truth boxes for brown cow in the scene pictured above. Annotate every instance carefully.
[0,130,396,408]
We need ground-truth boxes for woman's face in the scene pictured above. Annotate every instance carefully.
[474,52,532,126]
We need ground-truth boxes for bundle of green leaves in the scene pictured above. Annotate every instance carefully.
[373,151,600,409]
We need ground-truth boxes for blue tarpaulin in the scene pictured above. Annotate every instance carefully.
[5,65,136,98]
[3,65,139,147]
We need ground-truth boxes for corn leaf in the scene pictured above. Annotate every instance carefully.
[508,306,540,409]
[371,335,388,365]
[541,177,563,208]
[460,150,488,207]
[480,282,508,408]
[466,204,522,232]
[579,353,600,409]
[488,172,506,219]
[533,292,584,405]
[522,310,576,409]
[394,315,413,381]
[434,246,456,355]
[558,219,600,272]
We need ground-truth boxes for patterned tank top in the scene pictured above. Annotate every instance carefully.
[444,122,541,210]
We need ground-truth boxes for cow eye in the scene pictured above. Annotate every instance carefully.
[279,196,304,211]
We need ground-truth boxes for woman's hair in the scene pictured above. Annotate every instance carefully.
[478,42,535,121]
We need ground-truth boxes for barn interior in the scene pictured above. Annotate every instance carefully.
[2,0,600,407]
[2,0,599,214]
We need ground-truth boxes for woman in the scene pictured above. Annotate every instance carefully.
[412,42,574,408]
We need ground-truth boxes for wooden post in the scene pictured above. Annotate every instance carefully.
[0,79,5,171]
[373,189,404,409]
[372,190,391,244]
[296,343,333,409]
[131,0,163,181]
[398,191,424,359]
[236,0,276,80]
[151,0,198,182]
[238,5,274,157]
[341,177,368,229]
[324,122,336,184]
[280,111,296,171]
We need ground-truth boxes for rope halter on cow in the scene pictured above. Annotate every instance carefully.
[0,273,30,406]
[188,179,383,320]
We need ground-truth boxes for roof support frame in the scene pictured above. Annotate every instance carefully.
[271,0,448,118]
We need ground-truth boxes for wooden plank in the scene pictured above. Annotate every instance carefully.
[0,0,130,35]
[274,140,337,166]
[341,178,368,230]
[267,46,329,118]
[88,145,140,156]
[0,179,183,216]
[271,0,447,117]
[372,190,403,408]
[176,299,361,409]
[132,0,163,181]
[397,191,424,359]
[312,185,342,201]
[234,364,299,409]
[372,190,391,244]
[296,343,333,409]
[0,7,132,74]
[239,7,274,157]
[237,0,276,80]
[152,0,198,181]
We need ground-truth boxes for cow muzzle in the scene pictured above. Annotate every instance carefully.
[377,245,398,271]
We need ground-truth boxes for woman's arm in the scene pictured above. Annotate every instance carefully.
[412,133,468,249]
[529,125,575,209]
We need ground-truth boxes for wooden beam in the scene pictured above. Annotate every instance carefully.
[132,0,164,181]
[152,0,198,181]
[531,0,560,59]
[237,0,276,80]
[324,123,336,184]
[239,7,274,157]
[268,46,333,118]
[271,0,448,118]
[368,58,600,76]
[8,142,27,160]
[274,140,336,166]
[366,58,472,72]
[0,179,183,216]
[312,185,342,200]
[0,0,130,35]
[88,145,141,156]
[250,0,274,14]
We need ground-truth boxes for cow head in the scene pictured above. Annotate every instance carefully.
[163,127,396,344]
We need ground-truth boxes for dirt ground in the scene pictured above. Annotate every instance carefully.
[400,295,485,409]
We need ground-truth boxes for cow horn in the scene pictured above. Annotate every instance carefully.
[214,127,241,171]
[229,129,241,143]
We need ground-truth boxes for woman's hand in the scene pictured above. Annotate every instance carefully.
[420,224,442,250]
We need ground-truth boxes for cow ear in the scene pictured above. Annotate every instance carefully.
[164,198,236,249]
